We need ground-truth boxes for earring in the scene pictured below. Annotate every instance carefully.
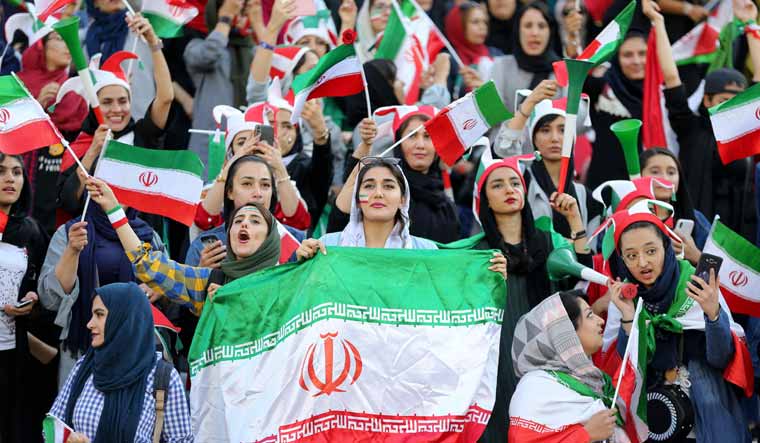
[287,137,293,144]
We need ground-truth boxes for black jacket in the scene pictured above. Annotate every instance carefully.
[286,135,333,232]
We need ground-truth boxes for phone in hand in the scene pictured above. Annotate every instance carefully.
[255,125,275,146]
[675,219,695,237]
[200,234,219,249]
[15,299,33,309]
[693,253,723,289]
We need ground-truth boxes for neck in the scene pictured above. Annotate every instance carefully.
[363,219,396,248]
[495,211,522,245]
[0,204,10,215]
[45,60,60,72]
[544,159,562,186]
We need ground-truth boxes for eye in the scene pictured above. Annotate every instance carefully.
[383,183,396,190]
[646,248,657,256]
[262,182,271,189]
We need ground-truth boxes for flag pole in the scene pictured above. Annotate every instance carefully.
[189,128,218,135]
[406,0,465,67]
[80,129,112,222]
[378,124,423,157]
[354,43,373,120]
[611,298,643,407]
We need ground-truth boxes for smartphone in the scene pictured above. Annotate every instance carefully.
[255,125,275,146]
[675,219,695,237]
[15,299,33,308]
[292,0,317,17]
[694,253,723,289]
[199,234,219,248]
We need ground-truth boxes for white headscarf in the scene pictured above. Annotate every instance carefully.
[356,0,379,61]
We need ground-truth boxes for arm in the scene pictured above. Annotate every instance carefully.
[249,0,295,85]
[53,222,88,295]
[644,0,681,88]
[735,0,760,82]
[183,32,230,74]
[38,226,80,312]
[704,307,735,369]
[338,0,358,36]
[301,100,334,218]
[335,118,375,213]
[161,368,194,442]
[419,54,452,109]
[658,0,709,22]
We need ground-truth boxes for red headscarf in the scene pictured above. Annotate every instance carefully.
[17,39,87,133]
[444,4,490,67]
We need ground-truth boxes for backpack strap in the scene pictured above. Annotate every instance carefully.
[152,359,173,443]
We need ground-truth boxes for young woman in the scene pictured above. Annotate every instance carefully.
[509,291,622,442]
[356,0,391,60]
[484,0,517,55]
[48,282,192,443]
[602,204,752,441]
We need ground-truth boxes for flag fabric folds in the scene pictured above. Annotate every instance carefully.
[709,81,760,164]
[141,0,199,38]
[0,75,62,154]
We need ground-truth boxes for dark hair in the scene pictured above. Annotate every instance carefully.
[639,147,696,221]
[223,155,278,218]
[366,59,397,88]
[354,162,408,230]
[619,220,668,249]
[226,201,274,236]
[293,49,318,74]
[531,114,562,147]
[393,114,432,143]
[0,153,30,218]
[559,289,587,330]
[459,1,488,32]
[0,153,24,168]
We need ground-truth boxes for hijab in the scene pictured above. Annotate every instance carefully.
[640,148,698,223]
[512,293,607,394]
[64,282,156,443]
[485,0,516,54]
[84,0,129,62]
[206,0,253,108]
[62,204,154,355]
[603,31,646,119]
[356,0,380,61]
[17,39,88,132]
[512,3,560,89]
[219,203,280,283]
[444,3,491,67]
[344,59,399,128]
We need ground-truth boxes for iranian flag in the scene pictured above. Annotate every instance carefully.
[0,75,62,154]
[142,0,198,38]
[702,218,760,316]
[424,80,511,166]
[270,45,309,80]
[672,22,720,65]
[188,247,504,442]
[613,300,649,443]
[553,0,635,86]
[289,35,364,124]
[42,415,72,443]
[0,211,7,241]
[34,0,75,21]
[276,222,300,264]
[375,0,425,104]
[94,140,204,226]
[708,81,760,164]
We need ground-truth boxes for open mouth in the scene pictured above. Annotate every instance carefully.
[238,230,250,243]
[2,186,15,193]
[639,269,654,280]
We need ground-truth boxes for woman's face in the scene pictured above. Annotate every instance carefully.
[618,37,647,81]
[295,51,319,75]
[417,0,433,9]
[87,296,108,348]
[574,298,605,356]
[97,85,131,132]
[296,36,329,57]
[370,0,392,34]
[619,226,666,288]
[275,110,297,156]
[519,8,550,56]
[488,0,516,20]
[44,32,71,69]
[358,165,404,224]
[533,116,564,161]
[227,161,274,210]
[94,0,125,14]
[231,130,255,154]
[464,7,489,46]
[228,206,269,258]
[642,154,680,199]
[485,167,524,215]
[0,156,23,210]
[400,117,435,173]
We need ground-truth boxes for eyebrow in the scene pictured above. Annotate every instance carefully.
[93,308,106,314]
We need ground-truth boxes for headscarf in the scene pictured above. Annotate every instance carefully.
[17,39,88,132]
[485,1,515,54]
[205,0,253,108]
[344,59,399,129]
[356,0,381,61]
[444,3,491,67]
[84,0,129,62]
[64,282,156,443]
[339,160,413,248]
[603,31,646,120]
[512,3,560,89]
[62,205,154,355]
[640,148,698,223]
[512,293,607,394]
[219,203,280,283]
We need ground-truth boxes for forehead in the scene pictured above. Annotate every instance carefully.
[0,156,22,168]
[619,226,661,249]
[99,85,129,100]
[276,110,293,123]
[521,8,547,24]
[619,37,646,52]
[92,295,105,309]
[235,206,263,217]
[235,161,270,178]
[362,165,397,182]
[646,154,678,169]
[487,166,521,182]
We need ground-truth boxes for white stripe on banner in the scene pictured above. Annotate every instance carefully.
[95,157,202,204]
[710,98,760,143]
[291,57,361,123]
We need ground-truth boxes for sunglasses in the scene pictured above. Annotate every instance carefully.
[359,156,401,167]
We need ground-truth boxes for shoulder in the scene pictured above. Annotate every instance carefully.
[411,236,438,250]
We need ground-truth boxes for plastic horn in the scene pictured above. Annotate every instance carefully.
[557,58,594,194]
[547,248,609,286]
[52,16,104,124]
[610,119,642,180]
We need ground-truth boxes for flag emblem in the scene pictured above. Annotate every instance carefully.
[462,119,477,130]
[299,331,363,397]
[754,107,760,120]
[138,171,159,188]
[730,270,749,287]
[0,109,10,125]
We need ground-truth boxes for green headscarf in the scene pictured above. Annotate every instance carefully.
[205,0,254,108]
[220,204,280,283]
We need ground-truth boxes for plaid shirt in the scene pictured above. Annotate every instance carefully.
[49,353,193,442]
[126,243,210,315]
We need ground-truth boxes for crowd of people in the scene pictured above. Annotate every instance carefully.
[1,0,760,441]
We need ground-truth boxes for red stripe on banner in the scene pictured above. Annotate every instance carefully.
[0,120,61,155]
[509,418,590,442]
[721,285,760,317]
[270,67,286,79]
[109,184,197,226]
[716,131,760,165]
[578,39,601,60]
[723,331,755,397]
[424,110,465,166]
[306,73,365,101]
[404,37,425,105]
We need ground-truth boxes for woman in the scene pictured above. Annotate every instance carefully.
[84,177,280,315]
[601,204,752,442]
[48,282,192,443]
[355,0,391,60]
[497,86,601,240]
[584,31,647,190]
[445,2,500,98]
[484,0,517,55]
[0,154,52,443]
[448,152,591,442]
[509,291,623,442]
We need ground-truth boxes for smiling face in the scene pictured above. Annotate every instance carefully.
[296,36,329,57]
[98,85,131,132]
[44,32,71,70]
[574,298,605,356]
[619,226,666,288]
[618,36,647,81]
[275,110,297,156]
[533,115,564,161]
[485,167,524,215]
[87,296,108,348]
[227,161,274,209]
[519,8,550,56]
[464,6,489,46]
[228,206,270,258]
[358,165,405,224]
[642,154,680,200]
[400,117,435,173]
[0,155,23,212]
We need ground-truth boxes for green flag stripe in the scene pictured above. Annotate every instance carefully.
[104,141,203,176]
[589,0,635,66]
[374,0,415,60]
[143,12,185,38]
[292,44,356,94]
[676,53,716,66]
[711,220,760,271]
[473,81,511,126]
[42,417,54,441]
[0,76,29,106]
[709,81,760,114]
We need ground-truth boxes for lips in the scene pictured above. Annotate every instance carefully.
[370,202,386,209]
[506,198,517,205]
[2,186,15,193]
[238,230,250,243]
[639,269,654,280]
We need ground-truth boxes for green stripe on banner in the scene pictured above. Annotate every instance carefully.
[473,81,511,127]
[292,44,357,94]
[104,140,203,177]
[711,220,760,271]
[143,12,184,38]
[0,76,28,106]
[709,81,760,115]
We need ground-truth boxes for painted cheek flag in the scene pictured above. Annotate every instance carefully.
[424,80,512,167]
[0,74,63,154]
[94,140,204,226]
[553,0,635,86]
[289,35,364,124]
[709,81,760,164]
[141,0,199,38]
[42,415,73,443]
[672,22,720,65]
[188,247,504,442]
[702,218,760,316]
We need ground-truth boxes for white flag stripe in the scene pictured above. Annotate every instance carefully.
[703,237,760,302]
[290,56,362,123]
[0,96,52,133]
[96,157,202,204]
[595,20,621,46]
[710,98,760,142]
[142,0,197,21]
[447,96,490,148]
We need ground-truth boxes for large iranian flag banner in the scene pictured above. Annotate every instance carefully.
[189,247,504,443]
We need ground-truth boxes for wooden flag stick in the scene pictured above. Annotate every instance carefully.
[81,129,112,222]
[611,298,643,407]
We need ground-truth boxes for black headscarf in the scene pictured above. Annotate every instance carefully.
[344,59,400,129]
[603,31,646,119]
[484,0,515,54]
[512,2,561,89]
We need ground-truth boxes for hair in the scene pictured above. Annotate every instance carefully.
[619,220,668,249]
[224,155,278,213]
[393,114,432,143]
[355,162,408,230]
[519,2,552,27]
[531,114,562,146]
[459,1,488,32]
[227,201,274,236]
[366,59,397,88]
[293,49,318,74]
[559,289,587,330]
[0,153,24,168]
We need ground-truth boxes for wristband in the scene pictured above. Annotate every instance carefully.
[621,319,633,324]
[570,229,586,240]
[259,41,275,51]
[106,204,128,229]
[149,39,163,52]
[517,106,530,119]
[276,175,291,184]
[218,15,232,25]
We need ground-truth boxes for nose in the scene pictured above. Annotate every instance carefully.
[86,317,95,330]
[637,252,649,268]
[551,129,562,142]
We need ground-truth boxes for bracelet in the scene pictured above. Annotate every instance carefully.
[570,229,586,240]
[149,39,163,52]
[276,175,291,184]
[259,41,275,51]
[218,15,232,25]
[517,106,530,119]
[106,204,128,229]
[315,127,329,144]
[621,319,633,324]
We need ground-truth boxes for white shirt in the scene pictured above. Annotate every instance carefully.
[0,242,27,351]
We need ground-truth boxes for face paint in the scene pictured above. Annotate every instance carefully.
[359,194,370,204]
